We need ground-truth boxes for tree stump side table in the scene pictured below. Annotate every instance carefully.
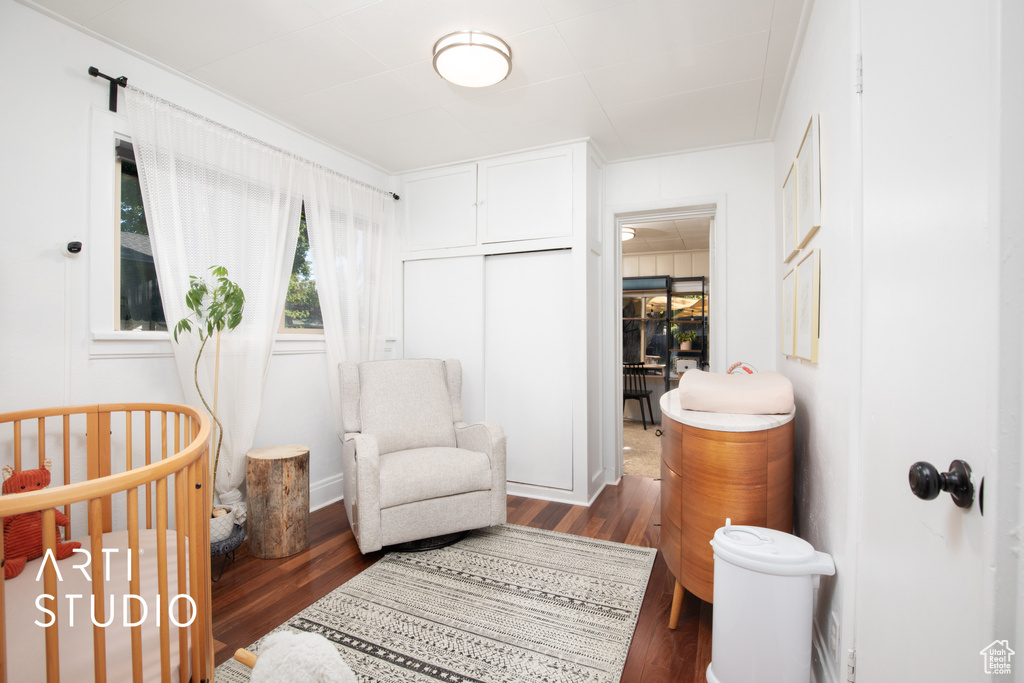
[246,444,310,559]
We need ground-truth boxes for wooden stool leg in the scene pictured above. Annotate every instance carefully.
[234,649,258,670]
[669,580,685,629]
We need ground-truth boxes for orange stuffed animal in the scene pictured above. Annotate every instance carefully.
[2,459,81,580]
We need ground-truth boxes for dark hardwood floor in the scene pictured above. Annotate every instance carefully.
[211,474,713,682]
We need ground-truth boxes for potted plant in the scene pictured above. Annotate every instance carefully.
[674,329,698,350]
[173,265,245,542]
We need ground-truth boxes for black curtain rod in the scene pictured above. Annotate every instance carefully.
[88,67,399,201]
[88,66,127,113]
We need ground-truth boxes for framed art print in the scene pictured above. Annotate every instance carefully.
[796,114,821,249]
[783,162,798,263]
[782,268,796,356]
[795,248,819,362]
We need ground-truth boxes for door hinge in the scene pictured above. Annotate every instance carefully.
[847,649,857,682]
[855,54,863,94]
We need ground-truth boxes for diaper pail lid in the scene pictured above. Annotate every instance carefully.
[710,520,835,577]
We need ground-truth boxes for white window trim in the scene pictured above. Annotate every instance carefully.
[88,108,327,359]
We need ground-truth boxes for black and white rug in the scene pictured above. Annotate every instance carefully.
[215,524,656,682]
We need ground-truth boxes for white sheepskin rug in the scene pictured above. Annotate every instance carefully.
[249,630,356,683]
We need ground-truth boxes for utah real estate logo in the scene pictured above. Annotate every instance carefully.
[980,640,1015,675]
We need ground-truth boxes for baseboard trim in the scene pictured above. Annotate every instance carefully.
[506,482,593,506]
[311,474,603,513]
[310,472,344,512]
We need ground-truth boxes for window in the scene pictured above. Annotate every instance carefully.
[282,207,323,332]
[116,140,166,332]
[110,137,321,338]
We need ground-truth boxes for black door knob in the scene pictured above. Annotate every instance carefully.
[909,460,974,509]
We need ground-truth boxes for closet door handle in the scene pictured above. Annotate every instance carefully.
[908,459,974,509]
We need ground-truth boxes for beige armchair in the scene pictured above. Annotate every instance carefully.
[339,358,507,554]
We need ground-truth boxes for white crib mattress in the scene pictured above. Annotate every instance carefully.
[2,529,190,682]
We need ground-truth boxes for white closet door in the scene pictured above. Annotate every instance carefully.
[485,250,573,490]
[403,256,485,424]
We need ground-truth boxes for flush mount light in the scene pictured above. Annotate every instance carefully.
[621,226,636,241]
[433,30,512,88]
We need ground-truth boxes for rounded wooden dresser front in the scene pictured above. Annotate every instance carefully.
[659,389,795,627]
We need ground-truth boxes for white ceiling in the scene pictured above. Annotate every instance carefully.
[621,217,711,254]
[30,0,807,173]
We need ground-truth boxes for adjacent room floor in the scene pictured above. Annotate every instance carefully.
[623,418,662,478]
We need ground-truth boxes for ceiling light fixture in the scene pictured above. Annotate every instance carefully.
[433,30,512,88]
[621,226,636,241]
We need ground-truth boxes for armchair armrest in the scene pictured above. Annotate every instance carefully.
[342,432,383,552]
[455,422,507,525]
[454,421,503,456]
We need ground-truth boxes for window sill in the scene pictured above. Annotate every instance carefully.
[273,334,326,355]
[88,331,328,359]
[90,331,173,359]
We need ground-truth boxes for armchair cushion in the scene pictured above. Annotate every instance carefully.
[378,447,492,509]
[357,359,458,454]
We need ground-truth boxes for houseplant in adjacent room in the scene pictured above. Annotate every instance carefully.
[173,265,245,542]
[674,328,697,351]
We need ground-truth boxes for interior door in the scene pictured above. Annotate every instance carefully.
[853,1,1000,678]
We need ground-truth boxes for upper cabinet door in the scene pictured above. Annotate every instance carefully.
[478,148,573,244]
[403,163,477,251]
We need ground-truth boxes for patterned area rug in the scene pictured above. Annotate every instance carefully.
[215,524,656,682]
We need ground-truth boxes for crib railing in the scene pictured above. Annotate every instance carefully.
[0,403,213,683]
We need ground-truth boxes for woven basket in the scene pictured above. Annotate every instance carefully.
[210,507,236,543]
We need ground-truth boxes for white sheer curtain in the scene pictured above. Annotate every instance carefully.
[303,165,395,438]
[126,86,303,517]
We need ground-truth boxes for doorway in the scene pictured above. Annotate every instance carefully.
[615,205,717,478]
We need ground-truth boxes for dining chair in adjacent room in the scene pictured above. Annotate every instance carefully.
[623,362,654,430]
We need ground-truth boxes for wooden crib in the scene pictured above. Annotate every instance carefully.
[0,403,214,683]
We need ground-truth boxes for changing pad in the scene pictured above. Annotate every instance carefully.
[676,369,794,415]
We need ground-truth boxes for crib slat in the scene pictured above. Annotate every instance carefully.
[127,487,144,683]
[62,414,71,539]
[98,411,113,532]
[145,412,153,530]
[0,523,8,683]
[12,420,20,472]
[157,477,171,683]
[174,412,181,460]
[199,447,214,680]
[42,508,60,683]
[189,456,212,682]
[126,410,133,475]
[161,412,168,464]
[37,417,45,467]
[174,468,189,683]
[89,498,108,683]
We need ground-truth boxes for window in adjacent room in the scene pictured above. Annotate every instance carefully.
[116,139,166,332]
[281,207,323,332]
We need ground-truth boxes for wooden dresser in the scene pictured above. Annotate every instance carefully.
[659,390,795,627]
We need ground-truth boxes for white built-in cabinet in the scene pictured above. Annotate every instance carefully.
[402,164,477,250]
[484,250,573,490]
[478,148,573,243]
[400,142,605,504]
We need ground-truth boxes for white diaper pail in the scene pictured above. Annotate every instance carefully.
[706,521,835,683]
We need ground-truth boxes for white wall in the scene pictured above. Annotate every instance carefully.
[0,2,390,509]
[606,143,776,374]
[772,0,858,679]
